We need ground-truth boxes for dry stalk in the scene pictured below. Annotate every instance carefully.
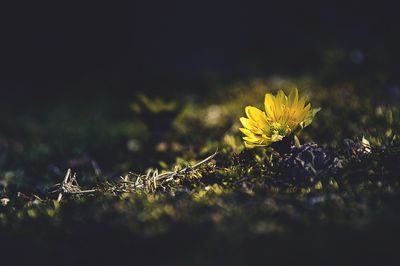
[51,168,96,202]
[51,151,218,200]
[108,151,218,194]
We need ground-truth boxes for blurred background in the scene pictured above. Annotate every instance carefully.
[0,1,399,187]
[1,1,399,101]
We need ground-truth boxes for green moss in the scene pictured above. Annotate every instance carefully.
[1,77,400,264]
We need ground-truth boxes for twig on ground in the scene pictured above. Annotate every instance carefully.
[51,169,96,202]
[108,151,218,194]
[51,151,218,200]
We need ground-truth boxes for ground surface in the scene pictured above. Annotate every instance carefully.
[1,77,400,265]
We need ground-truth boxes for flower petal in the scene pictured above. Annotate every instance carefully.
[302,107,320,127]
[276,90,287,106]
[245,106,267,123]
[244,142,267,148]
[288,88,299,109]
[240,117,264,134]
[243,135,269,145]
[239,127,255,137]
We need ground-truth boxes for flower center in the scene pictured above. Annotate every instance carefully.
[270,122,291,138]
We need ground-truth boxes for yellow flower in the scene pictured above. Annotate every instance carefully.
[239,88,320,148]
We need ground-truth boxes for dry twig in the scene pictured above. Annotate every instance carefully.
[107,151,218,194]
[51,169,96,202]
[51,151,218,200]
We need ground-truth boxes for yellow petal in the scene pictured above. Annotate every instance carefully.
[275,90,287,119]
[271,133,284,142]
[243,135,270,147]
[276,90,287,106]
[245,106,268,126]
[243,136,265,144]
[298,95,307,109]
[240,117,264,134]
[264,93,276,120]
[244,142,267,148]
[244,142,256,148]
[302,107,320,127]
[243,137,271,146]
[288,88,299,108]
[239,127,255,137]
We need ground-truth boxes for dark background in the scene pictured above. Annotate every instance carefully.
[1,1,399,103]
